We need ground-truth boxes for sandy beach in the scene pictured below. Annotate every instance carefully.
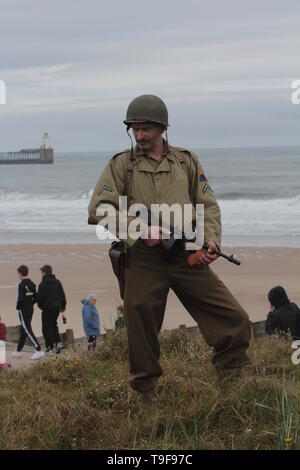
[0,244,299,340]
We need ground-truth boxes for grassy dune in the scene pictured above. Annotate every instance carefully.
[0,329,300,450]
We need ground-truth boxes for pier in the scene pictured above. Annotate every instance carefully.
[0,133,54,164]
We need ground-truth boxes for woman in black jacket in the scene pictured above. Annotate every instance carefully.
[266,286,300,340]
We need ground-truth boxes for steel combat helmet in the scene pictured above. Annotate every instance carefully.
[123,94,169,128]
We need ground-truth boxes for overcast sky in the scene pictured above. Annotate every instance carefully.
[0,0,299,151]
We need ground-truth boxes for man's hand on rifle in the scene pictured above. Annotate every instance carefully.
[188,240,218,265]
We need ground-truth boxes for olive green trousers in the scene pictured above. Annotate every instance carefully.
[124,241,251,392]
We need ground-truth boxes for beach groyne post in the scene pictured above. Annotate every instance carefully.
[61,329,75,350]
[5,321,268,351]
[0,340,6,364]
[105,329,113,340]
[250,320,266,339]
[181,321,267,340]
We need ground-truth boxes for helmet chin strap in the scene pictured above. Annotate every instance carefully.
[126,126,135,161]
[165,128,169,148]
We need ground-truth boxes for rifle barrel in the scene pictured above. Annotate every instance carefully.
[203,243,241,266]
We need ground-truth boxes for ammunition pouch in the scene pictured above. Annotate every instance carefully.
[108,241,128,300]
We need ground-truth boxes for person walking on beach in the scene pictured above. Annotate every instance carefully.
[13,265,44,360]
[266,286,300,340]
[37,265,67,355]
[88,94,251,413]
[81,293,101,351]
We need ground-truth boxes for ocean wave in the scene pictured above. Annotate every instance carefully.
[0,188,95,201]
[0,191,299,240]
[0,187,300,205]
[217,191,276,200]
[219,194,300,211]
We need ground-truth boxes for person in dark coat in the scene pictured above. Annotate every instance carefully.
[37,265,67,355]
[13,265,44,360]
[265,286,300,340]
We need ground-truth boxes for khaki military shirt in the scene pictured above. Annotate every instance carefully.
[88,143,222,248]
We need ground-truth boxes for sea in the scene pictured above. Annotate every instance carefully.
[0,146,299,247]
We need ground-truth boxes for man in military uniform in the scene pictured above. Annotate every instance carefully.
[88,95,251,412]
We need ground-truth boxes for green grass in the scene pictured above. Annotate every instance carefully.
[1,329,300,450]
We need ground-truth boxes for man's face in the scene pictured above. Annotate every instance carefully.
[132,123,164,152]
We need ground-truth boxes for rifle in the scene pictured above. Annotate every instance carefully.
[162,236,240,266]
[88,211,240,301]
[134,210,241,266]
[187,242,241,266]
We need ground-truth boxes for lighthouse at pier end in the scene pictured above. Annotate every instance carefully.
[0,133,54,164]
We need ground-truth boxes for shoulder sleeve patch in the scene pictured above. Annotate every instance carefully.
[199,166,207,182]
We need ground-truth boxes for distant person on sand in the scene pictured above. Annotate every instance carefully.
[13,265,44,360]
[81,293,100,351]
[37,265,67,355]
[115,304,125,330]
[266,286,300,340]
[0,316,6,341]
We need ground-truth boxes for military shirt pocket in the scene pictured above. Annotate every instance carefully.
[166,168,191,204]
